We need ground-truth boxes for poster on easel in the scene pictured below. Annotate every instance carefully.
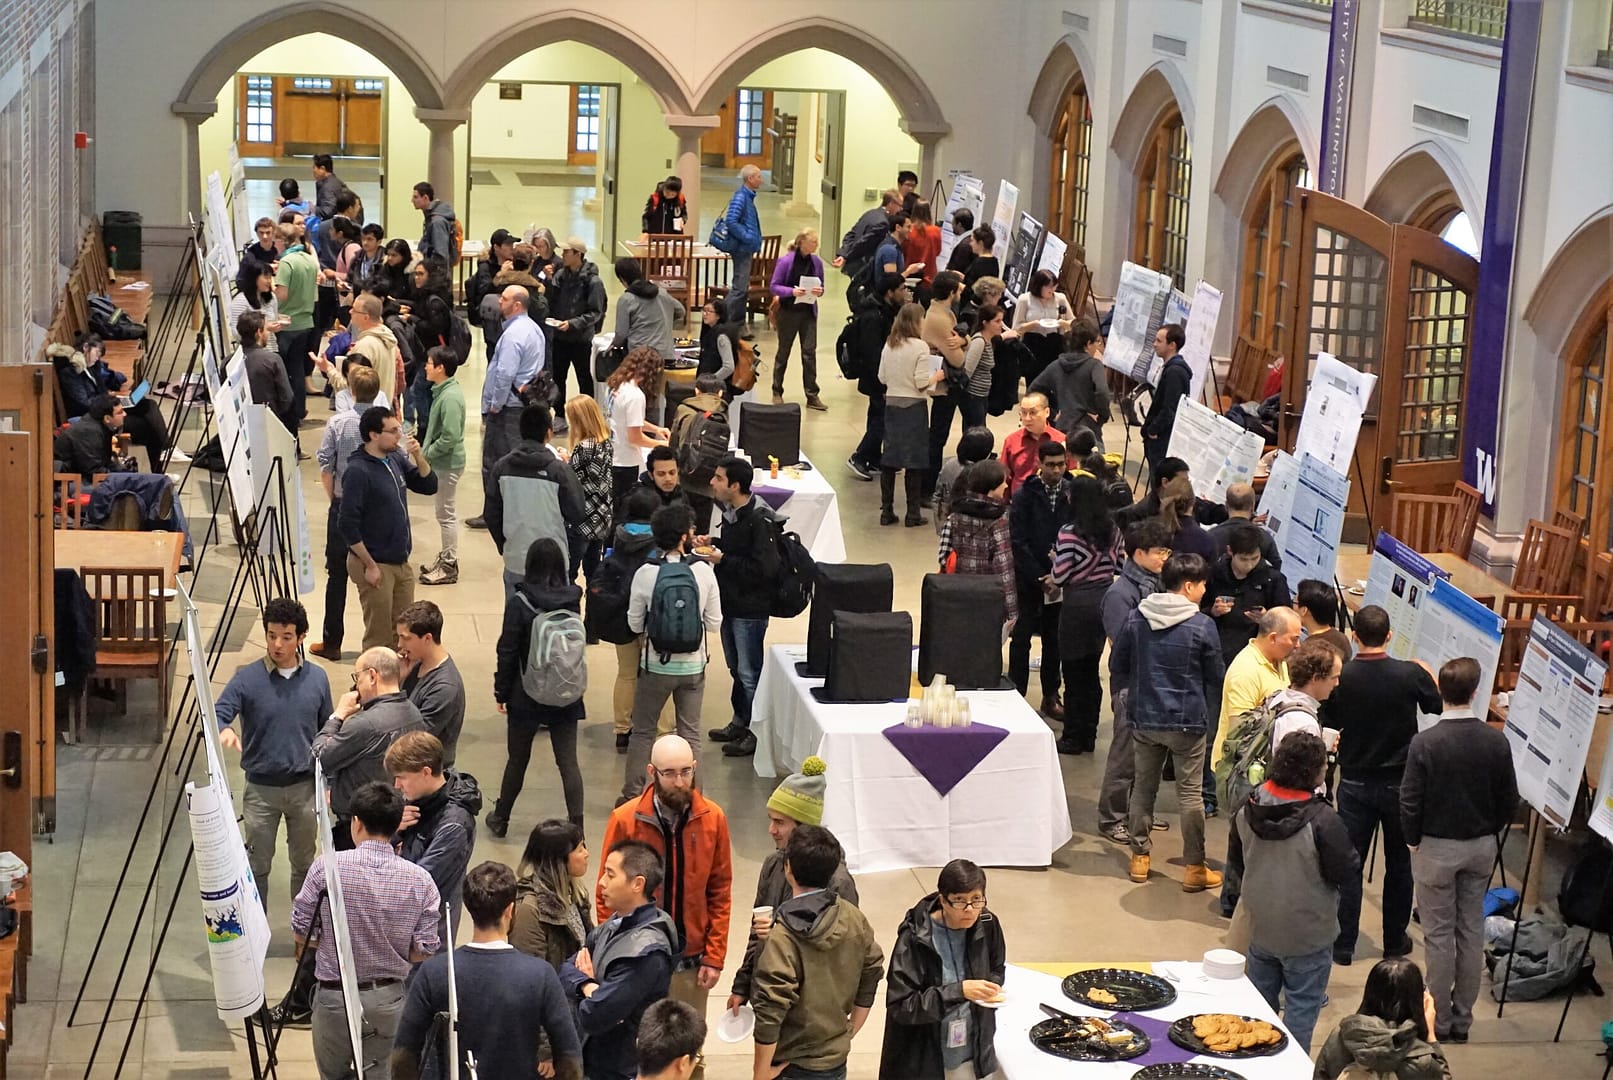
[988,180,1018,262]
[1410,577,1504,732]
[1002,211,1046,299]
[315,761,368,1078]
[937,172,984,269]
[1104,261,1173,385]
[1147,289,1194,388]
[1590,735,1613,843]
[1361,531,1449,662]
[227,145,251,255]
[1035,229,1067,282]
[1182,280,1223,403]
[1166,397,1265,503]
[1504,617,1605,829]
[1261,453,1350,595]
[1294,352,1377,474]
[204,171,235,261]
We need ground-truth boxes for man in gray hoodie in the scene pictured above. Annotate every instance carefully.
[1109,552,1226,892]
[1029,320,1112,447]
[412,181,457,263]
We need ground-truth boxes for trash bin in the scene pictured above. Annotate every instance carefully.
[102,210,143,271]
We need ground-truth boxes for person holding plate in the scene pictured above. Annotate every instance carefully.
[879,860,1007,1080]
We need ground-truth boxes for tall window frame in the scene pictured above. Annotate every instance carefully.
[735,88,765,157]
[1048,77,1092,249]
[572,84,601,156]
[1240,148,1309,351]
[1553,286,1613,552]
[243,75,274,145]
[1133,107,1192,291]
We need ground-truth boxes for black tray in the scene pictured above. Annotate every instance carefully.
[1132,1064,1251,1079]
[1167,1015,1290,1059]
[1030,1016,1150,1062]
[1062,968,1178,1012]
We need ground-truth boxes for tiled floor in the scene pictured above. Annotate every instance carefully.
[16,290,1610,1078]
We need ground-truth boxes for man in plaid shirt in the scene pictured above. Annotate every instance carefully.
[291,782,441,1080]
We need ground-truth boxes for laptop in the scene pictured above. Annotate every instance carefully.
[127,379,150,406]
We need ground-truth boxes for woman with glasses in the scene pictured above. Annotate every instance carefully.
[879,860,1007,1080]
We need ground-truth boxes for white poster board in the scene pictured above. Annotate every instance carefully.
[1409,577,1505,733]
[227,144,251,255]
[259,409,317,594]
[1263,453,1350,595]
[1590,738,1613,843]
[938,173,984,269]
[1256,450,1301,531]
[1035,229,1067,282]
[1002,211,1045,299]
[1361,532,1448,662]
[1104,261,1173,385]
[1294,352,1378,474]
[205,171,235,259]
[1166,397,1265,504]
[1504,617,1606,829]
[988,180,1018,262]
[177,584,271,1021]
[1148,290,1194,387]
[314,761,367,1078]
[1182,280,1223,403]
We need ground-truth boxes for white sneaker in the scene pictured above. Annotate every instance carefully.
[168,447,192,463]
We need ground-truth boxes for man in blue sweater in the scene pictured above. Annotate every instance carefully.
[392,860,582,1080]
[216,597,332,912]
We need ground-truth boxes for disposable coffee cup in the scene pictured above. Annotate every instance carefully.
[752,905,774,930]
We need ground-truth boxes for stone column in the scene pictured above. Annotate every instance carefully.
[170,101,218,221]
[664,114,720,235]
[414,108,471,208]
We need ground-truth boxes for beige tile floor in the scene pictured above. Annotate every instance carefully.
[17,282,1610,1079]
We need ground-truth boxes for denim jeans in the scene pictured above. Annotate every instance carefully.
[721,616,769,728]
[1334,776,1414,956]
[727,251,754,323]
[1246,943,1333,1052]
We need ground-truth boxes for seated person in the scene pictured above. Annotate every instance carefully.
[54,394,136,479]
[50,335,170,471]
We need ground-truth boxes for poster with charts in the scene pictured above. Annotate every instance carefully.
[1409,577,1505,734]
[989,180,1018,262]
[1104,261,1173,385]
[1294,352,1378,474]
[1361,531,1448,663]
[1035,229,1067,282]
[205,171,234,260]
[1263,453,1350,595]
[1590,736,1613,843]
[938,173,984,269]
[1505,617,1605,828]
[227,145,251,255]
[1148,290,1195,388]
[1003,211,1046,299]
[1166,397,1265,504]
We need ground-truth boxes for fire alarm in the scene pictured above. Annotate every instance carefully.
[74,132,90,149]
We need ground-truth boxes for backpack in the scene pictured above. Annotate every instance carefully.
[1559,842,1613,932]
[835,317,859,380]
[443,313,472,365]
[1213,697,1318,809]
[585,543,647,645]
[769,522,816,618]
[516,598,588,707]
[386,315,420,380]
[709,213,739,255]
[646,558,704,664]
[674,409,731,486]
[732,337,759,392]
[88,293,146,340]
[477,291,502,328]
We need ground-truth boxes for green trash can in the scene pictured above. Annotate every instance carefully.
[102,210,143,272]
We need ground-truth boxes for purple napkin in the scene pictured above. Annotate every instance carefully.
[1112,1012,1199,1066]
[881,722,1009,796]
[750,483,792,512]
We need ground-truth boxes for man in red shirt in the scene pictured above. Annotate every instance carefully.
[1000,392,1066,495]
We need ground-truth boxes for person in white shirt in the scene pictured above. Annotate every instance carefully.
[620,503,723,802]
[606,346,670,516]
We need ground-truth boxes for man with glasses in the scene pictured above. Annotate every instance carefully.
[314,646,425,850]
[600,735,732,1079]
[338,406,437,652]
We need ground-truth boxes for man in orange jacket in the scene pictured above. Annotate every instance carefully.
[600,734,732,1068]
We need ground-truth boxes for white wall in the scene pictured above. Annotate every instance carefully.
[469,82,569,161]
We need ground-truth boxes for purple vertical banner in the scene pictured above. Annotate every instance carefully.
[1462,0,1543,515]
[1317,0,1360,196]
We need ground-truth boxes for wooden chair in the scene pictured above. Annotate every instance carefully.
[1552,508,1588,540]
[1585,552,1613,619]
[1389,492,1462,555]
[54,472,107,529]
[1447,481,1482,559]
[746,235,783,321]
[1493,618,1534,695]
[641,234,694,325]
[1513,519,1578,595]
[72,567,170,744]
[1499,593,1583,625]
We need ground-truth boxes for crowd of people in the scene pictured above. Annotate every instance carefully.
[182,155,1529,1080]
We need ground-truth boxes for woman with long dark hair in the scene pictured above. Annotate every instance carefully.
[1159,474,1220,561]
[510,819,594,972]
[488,538,587,838]
[229,257,285,348]
[363,238,415,313]
[1011,268,1072,387]
[937,460,1019,626]
[1313,957,1450,1079]
[404,254,454,431]
[1050,474,1123,753]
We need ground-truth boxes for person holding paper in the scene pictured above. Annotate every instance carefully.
[1141,322,1190,478]
[1011,268,1073,387]
[1401,658,1518,1044]
[768,227,827,411]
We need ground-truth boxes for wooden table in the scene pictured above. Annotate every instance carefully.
[53,529,184,589]
[621,240,733,306]
[1335,550,1511,612]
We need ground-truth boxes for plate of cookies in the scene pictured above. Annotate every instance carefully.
[1168,1014,1289,1058]
[1061,968,1177,1011]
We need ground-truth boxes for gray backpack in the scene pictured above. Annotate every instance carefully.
[517,597,588,707]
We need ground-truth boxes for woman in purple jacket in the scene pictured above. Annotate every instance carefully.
[769,227,827,410]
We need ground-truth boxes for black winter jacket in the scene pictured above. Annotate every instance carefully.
[1203,557,1293,663]
[847,293,901,395]
[495,580,587,725]
[397,769,484,937]
[878,895,1006,1080]
[1143,354,1192,446]
[549,259,607,343]
[713,496,781,618]
[1009,475,1070,591]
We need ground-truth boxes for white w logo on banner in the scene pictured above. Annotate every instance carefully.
[1473,447,1498,504]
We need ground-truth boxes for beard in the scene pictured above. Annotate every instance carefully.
[657,783,693,813]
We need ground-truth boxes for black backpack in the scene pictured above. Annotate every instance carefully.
[673,408,731,487]
[835,316,860,381]
[1560,842,1613,932]
[585,543,649,645]
[445,312,473,365]
[769,521,816,618]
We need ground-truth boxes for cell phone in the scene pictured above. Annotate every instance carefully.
[1244,606,1266,618]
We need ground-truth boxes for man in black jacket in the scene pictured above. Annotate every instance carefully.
[1401,657,1519,1043]
[703,456,780,758]
[1203,526,1292,666]
[54,394,130,479]
[385,730,482,942]
[1008,440,1070,717]
[1141,322,1189,479]
[844,272,909,480]
[832,189,899,306]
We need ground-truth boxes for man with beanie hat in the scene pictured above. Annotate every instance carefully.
[725,756,860,1016]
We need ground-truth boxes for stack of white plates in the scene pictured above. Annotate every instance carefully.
[1203,948,1246,979]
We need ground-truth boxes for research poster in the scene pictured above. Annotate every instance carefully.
[1147,290,1195,388]
[1505,617,1605,828]
[1166,397,1265,504]
[937,173,984,269]
[1590,737,1613,843]
[228,145,251,256]
[1263,453,1350,595]
[1294,352,1378,475]
[1409,577,1505,733]
[1182,280,1223,403]
[989,180,1018,262]
[1256,450,1300,529]
[1002,211,1046,299]
[1361,531,1448,663]
[1035,229,1067,282]
[205,171,234,260]
[1104,261,1173,385]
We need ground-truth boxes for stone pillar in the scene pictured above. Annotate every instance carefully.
[664,114,720,236]
[414,108,471,208]
[170,101,218,222]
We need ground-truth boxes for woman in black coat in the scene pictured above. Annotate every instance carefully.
[489,538,587,837]
[879,860,1008,1080]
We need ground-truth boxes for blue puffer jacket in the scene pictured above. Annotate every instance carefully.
[1109,591,1225,733]
[723,186,762,254]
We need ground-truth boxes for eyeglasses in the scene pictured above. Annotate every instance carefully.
[943,896,988,911]
[654,766,695,781]
[350,669,372,688]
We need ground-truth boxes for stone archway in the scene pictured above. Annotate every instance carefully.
[1098,62,1194,291]
[1363,141,1482,232]
[1025,34,1104,246]
[1524,210,1613,356]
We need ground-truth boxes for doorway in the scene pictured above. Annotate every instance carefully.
[465,80,621,258]
[233,72,386,226]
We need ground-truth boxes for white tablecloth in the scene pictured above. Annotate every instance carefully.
[995,963,1311,1079]
[751,645,1071,874]
[744,456,846,563]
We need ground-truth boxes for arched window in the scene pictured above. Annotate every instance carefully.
[1048,78,1092,248]
[1240,150,1308,351]
[1133,108,1191,290]
[1554,290,1613,550]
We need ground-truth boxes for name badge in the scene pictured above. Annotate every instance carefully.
[947,1016,968,1048]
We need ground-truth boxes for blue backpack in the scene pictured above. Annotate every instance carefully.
[646,557,703,663]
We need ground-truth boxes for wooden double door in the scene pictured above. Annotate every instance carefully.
[1277,190,1480,533]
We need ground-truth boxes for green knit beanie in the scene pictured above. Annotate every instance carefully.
[767,756,828,825]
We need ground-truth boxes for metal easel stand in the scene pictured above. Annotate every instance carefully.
[1496,811,1543,1018]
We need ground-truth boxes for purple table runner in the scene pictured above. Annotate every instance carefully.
[1113,1012,1199,1066]
[749,484,793,512]
[880,721,1009,796]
